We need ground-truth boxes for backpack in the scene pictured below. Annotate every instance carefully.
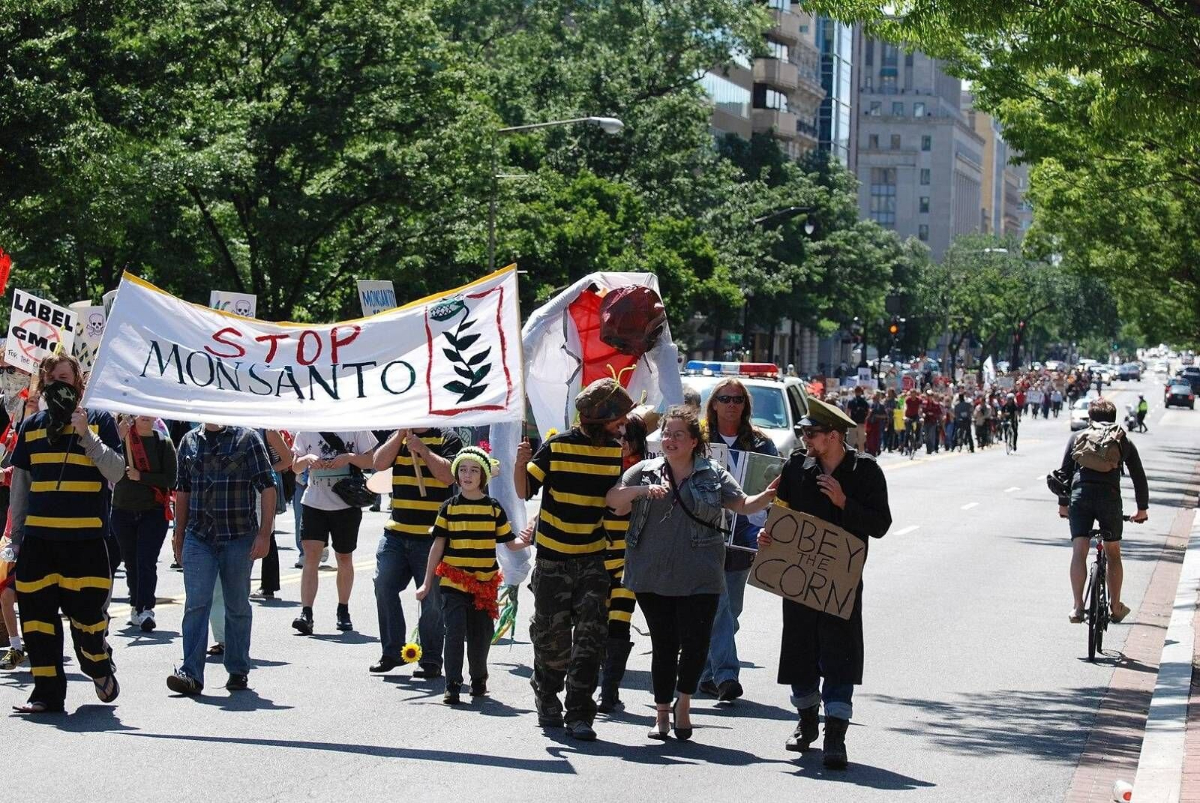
[1071,422,1125,472]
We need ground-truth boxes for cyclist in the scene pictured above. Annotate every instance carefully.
[952,393,974,453]
[1001,393,1019,451]
[1056,397,1149,624]
[921,390,943,454]
[902,389,921,454]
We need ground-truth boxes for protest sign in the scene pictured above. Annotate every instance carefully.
[748,505,866,620]
[209,290,257,318]
[83,266,524,430]
[357,280,397,316]
[0,345,30,419]
[69,301,106,372]
[5,290,77,374]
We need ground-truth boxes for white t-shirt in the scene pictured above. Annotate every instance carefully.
[292,430,379,511]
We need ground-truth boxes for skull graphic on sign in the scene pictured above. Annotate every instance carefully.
[87,313,105,338]
[234,300,252,317]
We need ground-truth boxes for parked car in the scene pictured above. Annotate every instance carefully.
[1166,381,1196,409]
[1117,363,1141,381]
[1175,368,1200,394]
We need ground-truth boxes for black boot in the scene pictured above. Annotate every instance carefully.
[823,716,850,769]
[785,705,820,752]
[596,638,633,714]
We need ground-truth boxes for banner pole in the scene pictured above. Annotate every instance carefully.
[401,429,427,498]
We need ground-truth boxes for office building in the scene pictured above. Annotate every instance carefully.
[853,41,984,259]
[816,16,856,168]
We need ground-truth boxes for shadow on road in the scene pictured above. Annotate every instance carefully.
[8,703,138,733]
[115,732,575,774]
[542,725,793,769]
[789,750,936,790]
[189,688,294,712]
[867,685,1145,765]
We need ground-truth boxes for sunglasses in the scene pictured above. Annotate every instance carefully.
[800,426,833,438]
[715,394,746,404]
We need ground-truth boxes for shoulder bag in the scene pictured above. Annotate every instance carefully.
[319,432,375,508]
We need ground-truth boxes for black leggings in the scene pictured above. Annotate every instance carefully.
[636,592,719,704]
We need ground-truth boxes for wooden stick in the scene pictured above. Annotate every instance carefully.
[402,429,427,498]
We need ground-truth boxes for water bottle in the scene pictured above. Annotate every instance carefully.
[1112,779,1132,801]
[0,544,14,563]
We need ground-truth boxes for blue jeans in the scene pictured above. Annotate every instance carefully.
[110,507,169,613]
[180,534,254,684]
[373,535,443,667]
[701,568,751,685]
[791,681,854,721]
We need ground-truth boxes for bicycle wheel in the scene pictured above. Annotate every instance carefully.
[1096,561,1109,656]
[1004,426,1013,455]
[1086,560,1101,662]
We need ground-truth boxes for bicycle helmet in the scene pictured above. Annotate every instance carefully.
[1046,468,1071,498]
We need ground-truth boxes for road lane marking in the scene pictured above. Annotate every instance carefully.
[1004,486,1020,493]
[961,502,979,510]
[1033,475,1045,481]
[893,525,919,536]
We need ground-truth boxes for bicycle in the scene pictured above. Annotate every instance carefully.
[953,419,972,452]
[1000,418,1016,454]
[1084,516,1132,662]
[902,419,921,460]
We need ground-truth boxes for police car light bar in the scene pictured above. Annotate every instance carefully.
[685,361,781,377]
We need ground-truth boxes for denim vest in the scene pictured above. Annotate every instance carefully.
[624,456,729,550]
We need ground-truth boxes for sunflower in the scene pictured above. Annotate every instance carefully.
[401,642,423,664]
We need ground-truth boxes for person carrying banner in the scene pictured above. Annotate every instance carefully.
[758,397,892,769]
[8,354,123,714]
[515,378,633,741]
[290,430,378,634]
[111,415,177,633]
[697,379,778,703]
[167,424,276,696]
[369,428,462,677]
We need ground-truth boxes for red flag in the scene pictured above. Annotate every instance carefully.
[0,249,11,297]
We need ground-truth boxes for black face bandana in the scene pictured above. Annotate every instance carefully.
[42,381,80,442]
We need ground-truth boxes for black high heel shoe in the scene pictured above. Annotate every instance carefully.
[648,706,671,740]
[672,698,693,741]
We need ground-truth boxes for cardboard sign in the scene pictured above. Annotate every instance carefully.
[5,290,78,374]
[357,280,397,316]
[209,290,257,318]
[749,505,867,620]
[69,301,106,372]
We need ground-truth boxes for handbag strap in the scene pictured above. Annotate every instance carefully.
[662,460,730,536]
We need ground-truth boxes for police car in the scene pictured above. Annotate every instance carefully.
[679,361,812,458]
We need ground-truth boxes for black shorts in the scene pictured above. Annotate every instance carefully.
[301,505,363,554]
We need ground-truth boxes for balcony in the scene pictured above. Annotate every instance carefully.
[770,9,801,43]
[795,117,820,149]
[753,58,799,91]
[752,107,800,140]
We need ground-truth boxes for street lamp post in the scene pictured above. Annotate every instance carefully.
[487,116,624,271]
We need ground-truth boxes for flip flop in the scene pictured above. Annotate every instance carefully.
[208,643,225,656]
[12,701,63,715]
[94,674,120,703]
[1111,602,1132,623]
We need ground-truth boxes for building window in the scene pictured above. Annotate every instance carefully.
[868,134,879,149]
[767,0,787,10]
[918,224,929,241]
[753,85,790,113]
[701,72,752,119]
[863,76,873,90]
[921,135,932,151]
[767,40,790,62]
[919,196,930,213]
[869,101,881,116]
[865,38,874,66]
[880,74,896,93]
[914,101,926,117]
[892,101,904,116]
[870,167,897,227]
[920,168,931,185]
[881,43,898,68]
[905,51,914,67]
[890,134,901,149]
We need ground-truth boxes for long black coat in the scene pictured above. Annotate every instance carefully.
[775,447,891,686]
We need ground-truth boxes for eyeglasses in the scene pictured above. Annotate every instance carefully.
[715,395,746,404]
[800,426,833,438]
[662,430,693,440]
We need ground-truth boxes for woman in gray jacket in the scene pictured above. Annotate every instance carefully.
[606,406,777,741]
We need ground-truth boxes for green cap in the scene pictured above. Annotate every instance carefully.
[799,396,857,432]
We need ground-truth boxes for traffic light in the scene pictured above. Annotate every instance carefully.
[888,317,900,337]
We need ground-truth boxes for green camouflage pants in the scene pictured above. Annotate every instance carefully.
[529,554,609,725]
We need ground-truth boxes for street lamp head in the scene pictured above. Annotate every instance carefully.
[804,220,816,236]
[587,116,625,134]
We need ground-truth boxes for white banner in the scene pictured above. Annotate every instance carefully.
[209,290,257,318]
[357,280,397,316]
[5,290,78,374]
[83,267,524,430]
[69,301,106,372]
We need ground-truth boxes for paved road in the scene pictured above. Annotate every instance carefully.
[5,378,1198,802]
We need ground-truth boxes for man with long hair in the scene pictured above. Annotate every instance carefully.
[516,378,632,741]
[698,378,778,702]
[8,354,124,713]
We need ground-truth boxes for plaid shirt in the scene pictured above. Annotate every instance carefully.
[176,426,276,542]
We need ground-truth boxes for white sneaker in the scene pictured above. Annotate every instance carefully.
[141,610,156,632]
[128,611,145,627]
[320,547,332,567]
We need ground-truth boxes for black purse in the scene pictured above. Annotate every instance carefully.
[319,432,375,508]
